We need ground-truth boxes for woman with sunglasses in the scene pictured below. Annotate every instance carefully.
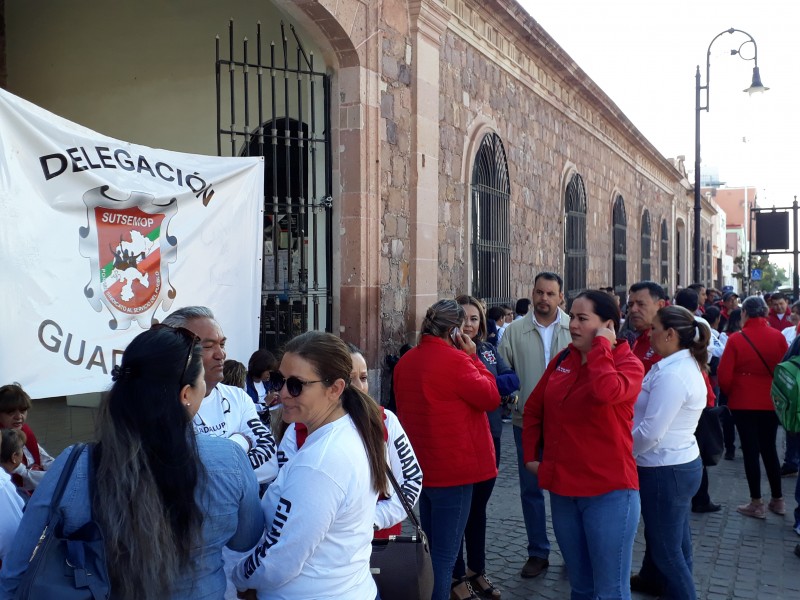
[277,342,423,538]
[232,332,388,600]
[394,299,500,600]
[0,325,264,599]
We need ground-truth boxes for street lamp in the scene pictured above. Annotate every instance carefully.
[693,27,768,284]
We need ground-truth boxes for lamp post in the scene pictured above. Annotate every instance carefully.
[693,27,768,284]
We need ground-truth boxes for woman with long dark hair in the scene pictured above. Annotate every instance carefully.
[522,290,644,599]
[394,299,499,600]
[232,332,388,599]
[632,305,708,599]
[0,326,264,599]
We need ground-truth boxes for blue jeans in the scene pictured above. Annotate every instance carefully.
[513,426,550,559]
[637,457,703,600]
[785,430,800,469]
[794,469,800,530]
[419,484,473,600]
[453,477,496,578]
[550,489,640,600]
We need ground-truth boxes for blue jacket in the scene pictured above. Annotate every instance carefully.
[0,435,264,599]
[476,340,520,439]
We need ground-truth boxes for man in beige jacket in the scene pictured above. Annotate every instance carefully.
[498,272,571,579]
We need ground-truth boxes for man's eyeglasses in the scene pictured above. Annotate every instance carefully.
[268,372,328,397]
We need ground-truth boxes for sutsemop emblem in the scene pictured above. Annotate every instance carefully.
[79,186,178,330]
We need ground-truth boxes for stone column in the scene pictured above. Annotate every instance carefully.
[407,0,449,337]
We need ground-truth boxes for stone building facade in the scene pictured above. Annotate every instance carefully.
[0,0,713,394]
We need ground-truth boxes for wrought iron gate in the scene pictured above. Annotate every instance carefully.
[216,20,333,350]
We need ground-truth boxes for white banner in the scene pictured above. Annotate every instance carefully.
[0,89,264,398]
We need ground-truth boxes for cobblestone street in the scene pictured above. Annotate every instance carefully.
[480,423,800,600]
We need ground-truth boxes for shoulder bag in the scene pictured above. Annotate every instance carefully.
[15,443,110,600]
[370,467,433,600]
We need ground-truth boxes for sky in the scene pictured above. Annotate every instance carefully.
[518,0,799,208]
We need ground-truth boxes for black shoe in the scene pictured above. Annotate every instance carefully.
[630,574,664,596]
[724,450,735,460]
[795,544,800,559]
[520,556,549,578]
[692,502,722,513]
[781,464,799,477]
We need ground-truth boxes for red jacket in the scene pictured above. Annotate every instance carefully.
[767,308,792,330]
[522,337,644,497]
[718,317,788,410]
[394,335,499,487]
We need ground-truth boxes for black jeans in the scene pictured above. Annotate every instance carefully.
[731,410,782,500]
[718,393,736,454]
[453,477,497,578]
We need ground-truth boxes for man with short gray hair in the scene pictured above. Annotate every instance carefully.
[162,306,278,485]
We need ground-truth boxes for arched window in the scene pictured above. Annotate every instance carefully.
[612,195,627,294]
[641,210,652,281]
[471,133,511,306]
[660,220,669,286]
[564,173,587,303]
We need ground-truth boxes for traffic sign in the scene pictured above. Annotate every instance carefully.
[751,269,763,281]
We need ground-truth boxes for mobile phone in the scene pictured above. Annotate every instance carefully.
[450,327,461,344]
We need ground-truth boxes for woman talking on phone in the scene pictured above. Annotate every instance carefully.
[394,299,500,600]
[522,290,645,600]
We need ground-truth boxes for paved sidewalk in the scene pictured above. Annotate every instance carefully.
[481,422,800,599]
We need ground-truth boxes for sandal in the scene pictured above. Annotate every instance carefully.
[450,577,479,600]
[468,572,501,599]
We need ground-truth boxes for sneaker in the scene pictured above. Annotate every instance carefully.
[737,501,766,519]
[768,497,786,515]
[520,556,549,578]
[781,464,798,477]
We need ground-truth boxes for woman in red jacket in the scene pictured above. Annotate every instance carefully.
[718,295,788,518]
[394,299,499,600]
[523,290,645,599]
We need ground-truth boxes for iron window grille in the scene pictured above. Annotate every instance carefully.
[660,220,669,286]
[564,173,587,303]
[641,210,652,281]
[612,195,627,295]
[471,133,512,307]
[215,20,333,350]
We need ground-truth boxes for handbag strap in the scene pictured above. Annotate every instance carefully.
[740,332,773,376]
[385,466,423,532]
[48,443,86,521]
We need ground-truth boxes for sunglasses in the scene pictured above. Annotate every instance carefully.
[151,324,200,382]
[268,371,328,397]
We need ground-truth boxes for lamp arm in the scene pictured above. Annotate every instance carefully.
[702,27,759,113]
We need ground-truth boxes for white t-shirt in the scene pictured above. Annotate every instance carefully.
[633,349,705,467]
[0,469,25,564]
[233,415,378,600]
[278,408,422,530]
[12,443,54,492]
[193,383,278,484]
[783,325,797,347]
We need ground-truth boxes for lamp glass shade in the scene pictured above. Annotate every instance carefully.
[744,66,769,94]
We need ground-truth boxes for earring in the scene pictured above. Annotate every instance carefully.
[184,402,191,407]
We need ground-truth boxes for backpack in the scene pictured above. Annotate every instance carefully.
[771,355,800,433]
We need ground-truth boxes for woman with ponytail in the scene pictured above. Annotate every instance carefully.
[232,331,388,600]
[0,326,264,599]
[394,299,499,600]
[632,305,709,600]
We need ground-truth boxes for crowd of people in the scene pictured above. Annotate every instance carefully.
[0,278,798,599]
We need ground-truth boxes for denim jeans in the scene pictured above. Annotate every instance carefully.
[512,425,550,559]
[550,489,640,600]
[637,457,703,600]
[453,477,496,578]
[785,431,800,469]
[419,484,473,600]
